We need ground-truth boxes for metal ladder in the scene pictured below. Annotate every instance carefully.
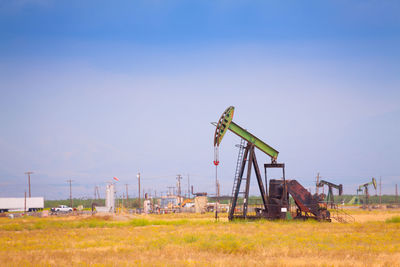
[230,138,247,212]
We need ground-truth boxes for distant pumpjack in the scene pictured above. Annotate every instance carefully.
[359,178,377,210]
[316,180,343,208]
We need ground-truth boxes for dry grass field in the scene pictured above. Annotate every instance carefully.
[1,210,400,267]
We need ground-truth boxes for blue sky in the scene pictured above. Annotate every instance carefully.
[0,1,399,199]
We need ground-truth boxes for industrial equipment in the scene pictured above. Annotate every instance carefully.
[191,185,207,197]
[359,178,377,210]
[316,180,343,208]
[93,183,116,213]
[180,198,193,208]
[213,106,331,222]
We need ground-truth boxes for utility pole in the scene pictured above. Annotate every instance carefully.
[25,171,34,197]
[315,172,320,195]
[379,177,382,205]
[67,179,73,207]
[176,174,182,199]
[167,186,174,196]
[137,172,141,212]
[94,186,100,200]
[125,184,129,208]
[187,174,190,198]
[96,186,100,199]
[396,184,399,204]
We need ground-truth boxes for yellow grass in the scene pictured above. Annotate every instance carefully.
[1,210,400,266]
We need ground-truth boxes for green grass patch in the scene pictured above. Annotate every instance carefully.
[128,218,194,227]
[385,216,400,223]
[0,216,206,231]
[197,233,255,254]
[183,234,199,243]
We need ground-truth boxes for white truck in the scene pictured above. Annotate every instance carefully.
[51,205,73,212]
[0,197,44,213]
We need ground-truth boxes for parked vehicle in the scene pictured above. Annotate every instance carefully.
[0,197,44,213]
[51,205,73,212]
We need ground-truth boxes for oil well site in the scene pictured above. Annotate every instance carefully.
[1,106,400,266]
[2,1,400,266]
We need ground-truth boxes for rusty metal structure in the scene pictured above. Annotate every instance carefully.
[191,185,207,197]
[265,179,330,221]
[213,106,332,222]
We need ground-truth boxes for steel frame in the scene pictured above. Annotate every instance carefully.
[228,143,268,220]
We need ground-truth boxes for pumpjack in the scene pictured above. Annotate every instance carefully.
[213,106,331,222]
[316,180,343,208]
[359,178,377,210]
[348,188,363,205]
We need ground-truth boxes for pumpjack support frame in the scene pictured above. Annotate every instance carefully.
[229,143,269,220]
[228,141,289,220]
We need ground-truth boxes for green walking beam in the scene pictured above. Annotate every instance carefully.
[213,106,279,163]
